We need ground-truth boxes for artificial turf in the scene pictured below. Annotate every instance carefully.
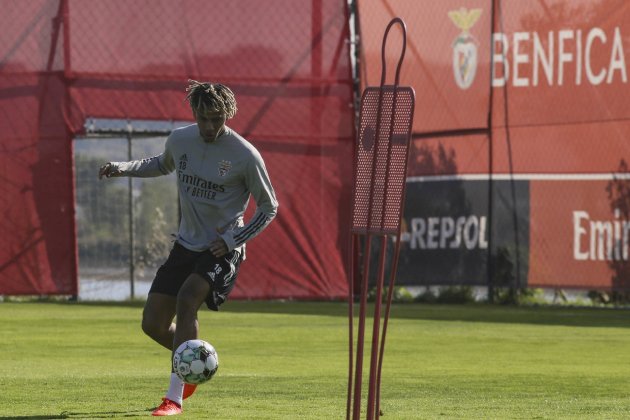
[1,300,630,419]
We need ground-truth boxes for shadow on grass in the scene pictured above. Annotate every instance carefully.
[223,300,630,329]
[6,298,630,329]
[0,408,150,419]
[0,417,68,420]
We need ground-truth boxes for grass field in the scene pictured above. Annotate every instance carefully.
[1,301,630,419]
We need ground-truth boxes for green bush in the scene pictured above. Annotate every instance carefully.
[435,286,475,304]
[414,288,438,303]
[367,286,414,303]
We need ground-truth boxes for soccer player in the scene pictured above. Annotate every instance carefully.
[98,80,278,416]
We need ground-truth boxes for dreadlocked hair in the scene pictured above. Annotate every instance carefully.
[185,79,237,119]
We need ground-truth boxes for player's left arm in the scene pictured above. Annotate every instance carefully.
[219,151,279,252]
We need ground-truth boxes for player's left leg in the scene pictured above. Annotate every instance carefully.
[174,273,211,350]
[155,250,242,415]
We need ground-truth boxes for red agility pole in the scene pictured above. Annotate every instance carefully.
[347,17,415,420]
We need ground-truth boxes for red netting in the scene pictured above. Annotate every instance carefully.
[0,0,355,298]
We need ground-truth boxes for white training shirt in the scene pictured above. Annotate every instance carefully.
[111,124,278,254]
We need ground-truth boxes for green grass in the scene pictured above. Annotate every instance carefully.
[2,301,630,419]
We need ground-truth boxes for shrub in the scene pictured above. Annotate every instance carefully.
[435,286,475,304]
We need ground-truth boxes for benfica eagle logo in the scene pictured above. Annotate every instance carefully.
[218,160,232,177]
[449,8,482,90]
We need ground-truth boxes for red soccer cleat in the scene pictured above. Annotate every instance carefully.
[183,383,197,400]
[152,398,182,416]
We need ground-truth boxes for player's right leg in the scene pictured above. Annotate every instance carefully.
[144,242,195,349]
[143,293,186,416]
[145,242,198,416]
[142,293,177,350]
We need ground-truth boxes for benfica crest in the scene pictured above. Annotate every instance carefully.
[218,160,231,177]
[448,7,482,90]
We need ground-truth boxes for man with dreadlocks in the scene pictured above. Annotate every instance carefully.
[99,80,278,416]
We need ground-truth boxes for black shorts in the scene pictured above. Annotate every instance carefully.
[149,242,243,311]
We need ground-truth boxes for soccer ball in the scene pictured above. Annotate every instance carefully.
[173,339,219,384]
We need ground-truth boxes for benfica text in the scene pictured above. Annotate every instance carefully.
[493,27,627,87]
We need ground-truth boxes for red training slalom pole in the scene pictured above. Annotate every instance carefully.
[346,17,415,420]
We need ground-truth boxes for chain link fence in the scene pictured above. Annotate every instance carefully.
[74,120,183,299]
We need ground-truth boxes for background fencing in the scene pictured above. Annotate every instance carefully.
[74,121,181,300]
[2,0,630,299]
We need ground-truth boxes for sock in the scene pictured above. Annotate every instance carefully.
[165,372,184,406]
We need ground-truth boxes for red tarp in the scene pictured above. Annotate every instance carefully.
[0,0,355,298]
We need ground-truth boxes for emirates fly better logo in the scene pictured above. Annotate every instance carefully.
[448,8,482,89]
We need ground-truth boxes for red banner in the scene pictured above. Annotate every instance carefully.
[529,179,630,290]
[359,0,630,290]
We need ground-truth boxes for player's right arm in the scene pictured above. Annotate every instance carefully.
[98,138,176,179]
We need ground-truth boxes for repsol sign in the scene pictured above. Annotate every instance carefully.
[396,179,530,286]
[402,215,489,250]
